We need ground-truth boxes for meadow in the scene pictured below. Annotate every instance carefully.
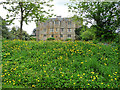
[2,40,120,88]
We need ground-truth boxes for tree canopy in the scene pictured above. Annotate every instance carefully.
[1,0,54,39]
[67,1,120,40]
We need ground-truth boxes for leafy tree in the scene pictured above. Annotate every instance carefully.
[10,26,30,40]
[1,0,54,40]
[67,1,120,41]
[0,16,12,39]
[11,26,18,39]
[75,25,89,40]
[81,30,95,41]
[31,28,36,36]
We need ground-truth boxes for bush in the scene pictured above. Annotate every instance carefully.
[65,38,72,41]
[113,33,120,44]
[75,35,82,40]
[47,37,55,40]
[92,39,99,44]
[81,31,95,41]
[30,37,36,41]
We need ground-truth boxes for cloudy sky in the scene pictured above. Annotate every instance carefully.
[0,0,74,35]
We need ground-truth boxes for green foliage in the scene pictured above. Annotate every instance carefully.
[0,17,12,39]
[30,37,36,41]
[65,38,72,41]
[92,40,99,44]
[71,15,83,26]
[67,2,120,41]
[10,26,30,40]
[1,1,54,39]
[47,37,55,40]
[2,40,119,88]
[75,25,89,40]
[81,30,95,41]
[75,25,96,41]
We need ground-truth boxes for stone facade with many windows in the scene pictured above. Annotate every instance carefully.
[36,16,82,41]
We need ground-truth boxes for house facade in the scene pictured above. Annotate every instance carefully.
[36,16,82,41]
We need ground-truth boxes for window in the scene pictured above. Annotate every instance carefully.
[68,34,71,37]
[60,34,63,37]
[68,28,72,32]
[68,21,71,25]
[56,28,58,32]
[43,34,46,37]
[49,21,52,25]
[44,29,46,32]
[55,21,58,24]
[50,28,54,32]
[44,22,46,25]
[51,34,54,37]
[61,28,64,32]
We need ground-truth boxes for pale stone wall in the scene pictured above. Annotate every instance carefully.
[36,16,81,41]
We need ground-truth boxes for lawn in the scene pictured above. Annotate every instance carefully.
[1,40,120,88]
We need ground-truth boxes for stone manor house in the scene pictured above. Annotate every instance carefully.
[36,16,82,41]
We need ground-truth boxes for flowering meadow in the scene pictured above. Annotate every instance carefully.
[2,40,120,88]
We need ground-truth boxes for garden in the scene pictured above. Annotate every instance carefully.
[2,40,119,88]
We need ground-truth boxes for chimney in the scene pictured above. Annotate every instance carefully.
[57,16,61,18]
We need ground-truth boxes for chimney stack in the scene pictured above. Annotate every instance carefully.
[57,16,61,18]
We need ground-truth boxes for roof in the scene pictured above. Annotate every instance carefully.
[38,16,73,24]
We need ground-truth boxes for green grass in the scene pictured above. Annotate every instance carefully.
[2,40,120,88]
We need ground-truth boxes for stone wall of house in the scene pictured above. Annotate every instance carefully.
[36,16,81,41]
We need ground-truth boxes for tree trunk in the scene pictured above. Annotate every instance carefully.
[19,2,23,40]
[20,17,23,40]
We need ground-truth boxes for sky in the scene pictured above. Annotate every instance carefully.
[0,0,74,35]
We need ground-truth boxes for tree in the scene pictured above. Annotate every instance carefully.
[75,25,89,40]
[67,1,120,41]
[1,0,54,39]
[11,26,17,39]
[10,26,30,40]
[0,16,12,39]
[81,30,95,41]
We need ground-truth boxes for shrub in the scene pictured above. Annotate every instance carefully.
[47,37,55,40]
[65,38,72,41]
[30,37,36,41]
[81,31,95,41]
[92,39,99,44]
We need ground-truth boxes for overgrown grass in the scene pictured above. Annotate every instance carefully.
[2,40,120,88]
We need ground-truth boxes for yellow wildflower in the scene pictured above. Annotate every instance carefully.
[104,63,107,65]
[80,77,82,78]
[81,62,83,64]
[77,74,80,76]
[91,72,94,74]
[32,85,35,87]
